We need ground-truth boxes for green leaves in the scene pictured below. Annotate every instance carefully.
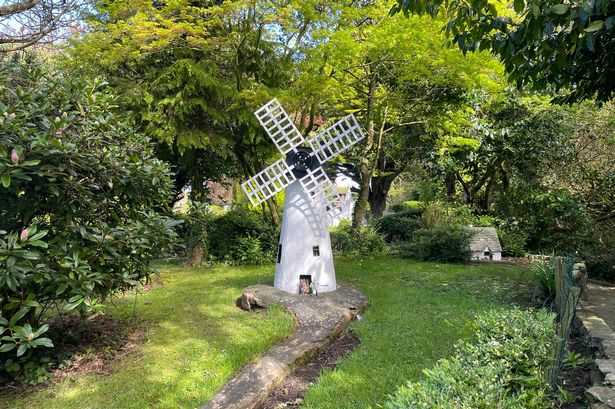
[514,0,526,13]
[550,4,569,14]
[0,63,179,369]
[585,20,604,31]
[393,0,615,103]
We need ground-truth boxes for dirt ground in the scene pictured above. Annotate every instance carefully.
[260,331,360,409]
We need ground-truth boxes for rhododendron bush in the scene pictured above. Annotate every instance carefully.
[0,63,180,365]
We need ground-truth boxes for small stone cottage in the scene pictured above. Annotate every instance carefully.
[469,227,502,261]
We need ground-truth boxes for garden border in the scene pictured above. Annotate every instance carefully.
[200,283,368,409]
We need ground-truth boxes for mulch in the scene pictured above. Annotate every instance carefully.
[260,330,360,409]
[558,329,599,408]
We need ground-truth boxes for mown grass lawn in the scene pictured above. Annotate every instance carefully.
[0,256,532,409]
[0,261,295,409]
[302,257,532,409]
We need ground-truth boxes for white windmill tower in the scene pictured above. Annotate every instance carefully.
[241,99,366,294]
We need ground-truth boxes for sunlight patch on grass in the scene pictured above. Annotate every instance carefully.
[301,257,532,409]
[0,262,295,409]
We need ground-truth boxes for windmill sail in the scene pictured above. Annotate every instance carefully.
[297,167,342,217]
[241,158,296,206]
[254,98,305,155]
[307,114,365,163]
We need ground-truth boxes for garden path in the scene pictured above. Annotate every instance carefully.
[200,283,368,409]
[577,283,615,408]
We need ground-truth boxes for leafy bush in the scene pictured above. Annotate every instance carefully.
[227,236,271,265]
[385,308,556,409]
[585,252,615,283]
[396,224,473,263]
[375,211,422,243]
[391,200,424,216]
[0,63,179,374]
[497,187,595,255]
[206,208,278,264]
[330,221,387,255]
[498,228,528,257]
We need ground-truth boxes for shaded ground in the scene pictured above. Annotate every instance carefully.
[559,330,599,408]
[0,314,143,396]
[260,331,360,409]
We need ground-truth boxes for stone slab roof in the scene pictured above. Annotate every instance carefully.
[469,226,502,253]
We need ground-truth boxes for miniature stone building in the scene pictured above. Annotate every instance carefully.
[469,227,502,261]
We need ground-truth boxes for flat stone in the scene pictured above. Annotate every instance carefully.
[587,386,615,408]
[603,341,615,358]
[200,283,368,409]
[597,360,615,376]
[578,312,615,341]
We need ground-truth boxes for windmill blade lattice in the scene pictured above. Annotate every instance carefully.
[307,114,365,163]
[241,158,296,206]
[298,167,342,217]
[254,98,305,155]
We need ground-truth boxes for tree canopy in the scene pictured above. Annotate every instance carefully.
[392,0,615,103]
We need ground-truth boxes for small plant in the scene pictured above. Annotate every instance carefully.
[531,260,556,303]
[563,351,593,370]
[22,360,51,385]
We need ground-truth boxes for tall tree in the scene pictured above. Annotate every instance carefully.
[291,2,503,224]
[71,0,333,224]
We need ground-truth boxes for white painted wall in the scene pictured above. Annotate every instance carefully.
[471,249,502,261]
[275,181,337,294]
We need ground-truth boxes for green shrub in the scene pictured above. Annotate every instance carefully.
[391,200,425,216]
[385,308,556,409]
[330,221,387,255]
[585,252,615,283]
[396,225,473,263]
[0,63,179,375]
[498,228,528,257]
[375,211,422,243]
[531,260,556,303]
[179,202,213,265]
[226,236,272,265]
[207,208,278,264]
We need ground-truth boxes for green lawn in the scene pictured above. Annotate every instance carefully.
[302,257,532,408]
[0,261,295,409]
[0,257,532,409]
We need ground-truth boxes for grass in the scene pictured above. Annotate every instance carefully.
[0,261,295,409]
[0,257,532,409]
[301,256,532,409]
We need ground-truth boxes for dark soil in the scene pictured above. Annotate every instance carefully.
[260,330,360,409]
[0,311,145,395]
[558,330,599,408]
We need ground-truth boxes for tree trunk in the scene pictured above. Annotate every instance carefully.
[368,173,397,218]
[445,173,456,199]
[352,72,376,229]
[352,120,374,228]
[188,243,205,267]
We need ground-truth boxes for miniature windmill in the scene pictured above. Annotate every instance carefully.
[241,99,366,294]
